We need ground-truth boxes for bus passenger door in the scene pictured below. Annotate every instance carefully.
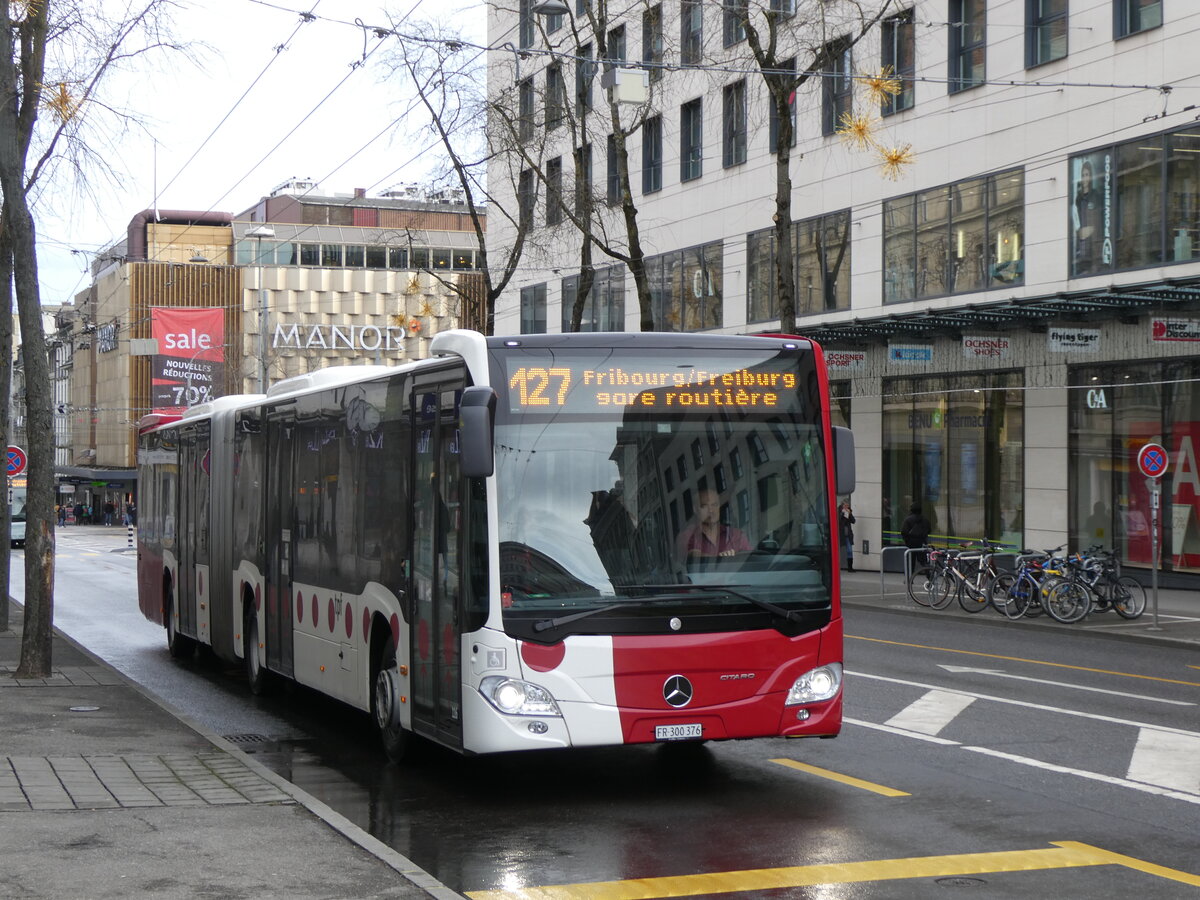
[176,429,198,637]
[264,410,295,679]
[410,376,466,750]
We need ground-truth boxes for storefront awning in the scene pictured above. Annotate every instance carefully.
[56,466,137,484]
[795,278,1200,345]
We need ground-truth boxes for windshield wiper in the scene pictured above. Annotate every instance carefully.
[622,584,806,623]
[532,584,811,634]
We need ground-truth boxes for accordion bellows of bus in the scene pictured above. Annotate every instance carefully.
[137,330,854,761]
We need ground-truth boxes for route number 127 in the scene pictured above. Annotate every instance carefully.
[509,367,572,407]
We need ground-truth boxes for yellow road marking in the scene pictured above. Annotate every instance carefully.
[769,758,909,796]
[848,634,1200,688]
[464,842,1200,899]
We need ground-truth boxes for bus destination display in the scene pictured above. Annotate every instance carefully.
[506,361,797,413]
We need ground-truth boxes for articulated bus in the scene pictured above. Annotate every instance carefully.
[136,330,854,760]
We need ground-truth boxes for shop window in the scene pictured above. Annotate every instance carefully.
[344,245,365,267]
[882,372,1024,549]
[1070,360,1199,574]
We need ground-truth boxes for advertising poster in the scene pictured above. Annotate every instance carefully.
[150,307,226,414]
[1126,424,1200,570]
[1069,151,1111,277]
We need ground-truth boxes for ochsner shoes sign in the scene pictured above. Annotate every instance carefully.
[962,335,1010,359]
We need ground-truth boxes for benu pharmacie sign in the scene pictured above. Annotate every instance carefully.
[272,321,409,352]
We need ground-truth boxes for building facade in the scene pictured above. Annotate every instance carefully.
[60,181,486,513]
[487,0,1200,583]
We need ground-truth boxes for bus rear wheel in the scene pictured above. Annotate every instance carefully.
[372,634,409,763]
[165,585,196,660]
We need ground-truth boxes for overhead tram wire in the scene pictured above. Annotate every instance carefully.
[150,2,324,206]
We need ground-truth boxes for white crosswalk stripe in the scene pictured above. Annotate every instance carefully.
[885,690,977,737]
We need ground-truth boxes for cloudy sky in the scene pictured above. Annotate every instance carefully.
[34,0,487,305]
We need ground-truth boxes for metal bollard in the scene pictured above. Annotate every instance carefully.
[127,524,135,549]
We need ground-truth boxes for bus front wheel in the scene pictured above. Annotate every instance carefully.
[372,635,409,763]
[243,604,268,695]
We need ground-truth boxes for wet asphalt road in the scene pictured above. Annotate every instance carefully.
[26,529,1200,898]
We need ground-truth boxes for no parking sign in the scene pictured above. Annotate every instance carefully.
[1136,443,1169,479]
[6,445,26,477]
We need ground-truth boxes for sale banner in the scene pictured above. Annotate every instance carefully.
[150,307,226,414]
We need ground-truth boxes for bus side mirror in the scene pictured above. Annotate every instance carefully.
[460,386,496,478]
[832,426,855,497]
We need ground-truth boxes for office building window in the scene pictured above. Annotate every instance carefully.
[547,157,564,226]
[545,63,565,132]
[723,80,747,168]
[518,77,534,141]
[642,4,663,81]
[606,134,620,205]
[607,24,626,64]
[1027,0,1068,66]
[883,168,1024,302]
[821,38,852,135]
[768,58,797,153]
[642,115,663,194]
[746,210,852,322]
[646,241,723,332]
[575,143,592,213]
[520,284,547,334]
[518,168,536,228]
[561,266,625,332]
[518,0,534,49]
[1115,0,1162,38]
[882,10,915,114]
[723,0,747,47]
[949,0,986,93]
[681,0,703,65]
[771,0,796,17]
[576,43,594,115]
[681,98,703,182]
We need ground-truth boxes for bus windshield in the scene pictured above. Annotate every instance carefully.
[490,343,833,640]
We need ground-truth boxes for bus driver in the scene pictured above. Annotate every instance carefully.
[680,488,751,561]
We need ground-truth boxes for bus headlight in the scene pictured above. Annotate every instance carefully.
[479,676,562,717]
[785,663,842,706]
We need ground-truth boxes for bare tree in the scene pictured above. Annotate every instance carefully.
[0,0,181,675]
[739,0,899,335]
[380,20,533,335]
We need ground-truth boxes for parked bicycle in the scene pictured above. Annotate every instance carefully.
[1077,547,1147,619]
[908,540,1006,613]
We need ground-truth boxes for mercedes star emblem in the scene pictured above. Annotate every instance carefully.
[663,674,693,708]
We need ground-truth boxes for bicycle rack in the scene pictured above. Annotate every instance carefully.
[879,546,928,600]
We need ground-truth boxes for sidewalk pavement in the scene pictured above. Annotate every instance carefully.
[840,567,1200,649]
[0,601,462,900]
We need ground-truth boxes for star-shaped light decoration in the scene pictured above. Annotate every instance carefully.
[858,67,903,105]
[879,143,916,180]
[837,111,879,150]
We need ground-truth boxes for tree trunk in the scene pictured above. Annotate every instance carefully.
[771,82,797,335]
[6,197,54,677]
[0,216,11,634]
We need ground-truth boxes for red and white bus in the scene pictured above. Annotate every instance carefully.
[137,330,854,760]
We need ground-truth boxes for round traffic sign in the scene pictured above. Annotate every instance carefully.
[6,445,27,477]
[1136,442,1169,479]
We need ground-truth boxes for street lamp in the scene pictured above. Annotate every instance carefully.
[532,0,570,15]
[245,225,275,392]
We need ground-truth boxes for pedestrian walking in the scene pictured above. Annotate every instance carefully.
[838,498,856,571]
